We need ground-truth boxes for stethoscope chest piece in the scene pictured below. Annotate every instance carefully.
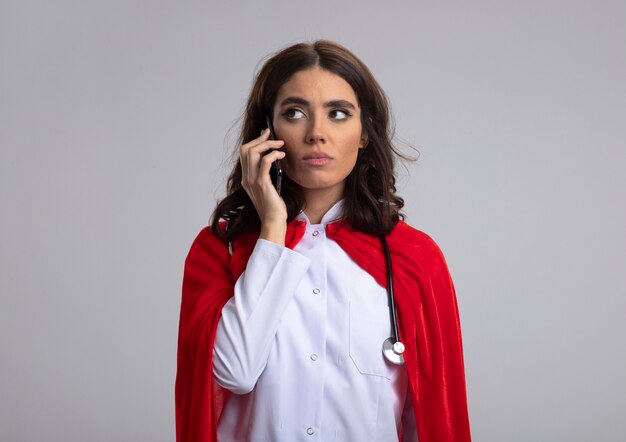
[382,337,405,365]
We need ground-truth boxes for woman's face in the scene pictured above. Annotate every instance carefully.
[272,67,367,198]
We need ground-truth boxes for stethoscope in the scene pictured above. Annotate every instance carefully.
[226,232,405,366]
[380,235,405,365]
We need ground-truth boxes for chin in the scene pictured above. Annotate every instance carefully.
[288,175,346,193]
[285,166,352,193]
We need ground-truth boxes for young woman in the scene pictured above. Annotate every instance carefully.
[176,40,471,442]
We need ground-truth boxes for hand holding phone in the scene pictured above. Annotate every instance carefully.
[265,115,283,196]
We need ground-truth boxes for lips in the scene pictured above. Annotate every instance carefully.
[302,152,333,166]
[302,152,333,160]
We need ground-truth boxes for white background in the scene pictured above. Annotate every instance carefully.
[1,1,625,441]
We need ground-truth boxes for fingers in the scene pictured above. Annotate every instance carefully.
[242,131,284,157]
[240,129,284,186]
[240,129,267,154]
[239,129,285,196]
[238,129,288,226]
[258,150,286,182]
[242,149,285,193]
[241,128,278,151]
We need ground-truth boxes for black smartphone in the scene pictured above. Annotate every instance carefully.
[265,114,283,196]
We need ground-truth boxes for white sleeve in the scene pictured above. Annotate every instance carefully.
[212,238,311,394]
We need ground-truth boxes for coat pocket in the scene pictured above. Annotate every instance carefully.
[348,301,394,379]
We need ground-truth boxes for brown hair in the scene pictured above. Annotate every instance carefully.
[211,40,408,241]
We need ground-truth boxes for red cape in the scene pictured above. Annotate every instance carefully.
[176,219,471,441]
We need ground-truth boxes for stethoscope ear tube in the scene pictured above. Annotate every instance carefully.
[380,235,405,365]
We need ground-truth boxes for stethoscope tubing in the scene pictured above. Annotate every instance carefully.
[381,235,400,344]
[380,235,405,365]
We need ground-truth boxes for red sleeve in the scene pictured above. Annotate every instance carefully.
[392,224,471,442]
[175,227,233,442]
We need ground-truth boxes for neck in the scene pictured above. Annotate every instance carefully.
[302,185,344,224]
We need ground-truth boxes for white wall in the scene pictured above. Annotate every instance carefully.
[1,1,625,440]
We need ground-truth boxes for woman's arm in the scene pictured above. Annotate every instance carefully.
[212,238,310,393]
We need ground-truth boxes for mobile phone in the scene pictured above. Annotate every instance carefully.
[265,114,283,196]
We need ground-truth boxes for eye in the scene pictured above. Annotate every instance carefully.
[329,109,351,120]
[282,108,306,120]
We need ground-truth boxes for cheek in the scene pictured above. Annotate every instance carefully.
[338,134,362,166]
[281,147,300,178]
[339,149,360,178]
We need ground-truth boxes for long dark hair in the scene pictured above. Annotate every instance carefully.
[211,40,408,241]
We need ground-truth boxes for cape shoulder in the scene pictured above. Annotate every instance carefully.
[390,220,447,257]
[187,225,227,257]
[383,220,454,289]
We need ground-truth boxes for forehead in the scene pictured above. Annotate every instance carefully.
[275,67,358,105]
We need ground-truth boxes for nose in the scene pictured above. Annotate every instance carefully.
[305,114,326,144]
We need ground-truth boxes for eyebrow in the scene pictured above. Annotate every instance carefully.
[278,96,357,110]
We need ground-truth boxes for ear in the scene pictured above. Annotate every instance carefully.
[359,131,369,149]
